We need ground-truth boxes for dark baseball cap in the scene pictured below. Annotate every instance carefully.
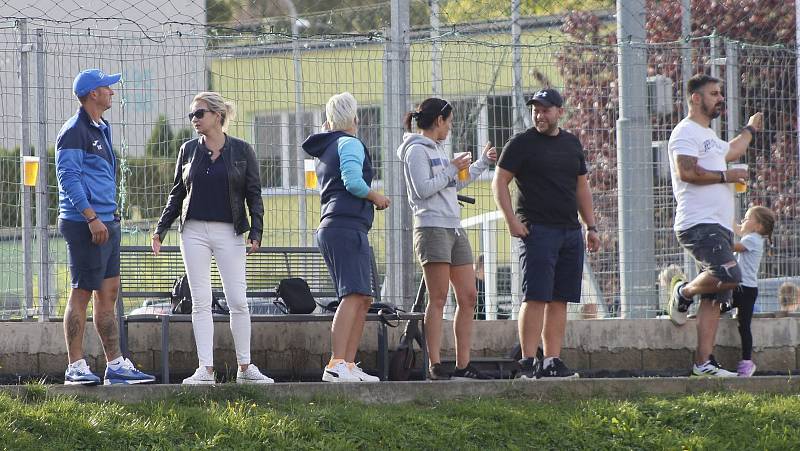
[526,88,563,107]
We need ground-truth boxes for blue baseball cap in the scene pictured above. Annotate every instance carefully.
[73,69,121,97]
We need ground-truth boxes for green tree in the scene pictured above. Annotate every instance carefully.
[145,115,176,159]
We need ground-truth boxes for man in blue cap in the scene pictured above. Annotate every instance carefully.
[56,69,155,385]
[493,88,601,380]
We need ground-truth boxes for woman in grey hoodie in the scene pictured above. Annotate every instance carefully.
[397,97,496,380]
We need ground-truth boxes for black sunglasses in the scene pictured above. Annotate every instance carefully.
[188,108,210,121]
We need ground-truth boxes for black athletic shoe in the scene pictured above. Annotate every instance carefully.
[517,357,539,380]
[452,363,493,380]
[535,358,579,379]
[428,363,451,380]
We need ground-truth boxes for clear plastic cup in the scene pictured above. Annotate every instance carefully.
[22,156,39,187]
[304,159,317,189]
[730,163,747,193]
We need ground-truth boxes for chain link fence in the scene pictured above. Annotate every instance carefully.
[0,1,797,320]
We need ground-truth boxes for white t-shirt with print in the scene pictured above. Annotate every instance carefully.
[668,118,734,232]
[736,233,765,287]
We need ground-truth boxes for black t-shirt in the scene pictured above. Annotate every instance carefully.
[497,127,587,228]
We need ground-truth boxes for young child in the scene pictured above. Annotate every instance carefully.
[728,205,776,377]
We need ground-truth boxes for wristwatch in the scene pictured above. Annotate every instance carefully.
[586,225,598,233]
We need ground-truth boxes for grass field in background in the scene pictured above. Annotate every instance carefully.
[2,388,799,449]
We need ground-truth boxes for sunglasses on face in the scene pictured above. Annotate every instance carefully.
[188,108,210,121]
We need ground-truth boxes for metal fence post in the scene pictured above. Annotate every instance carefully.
[616,0,655,318]
[35,28,50,321]
[383,0,413,309]
[18,19,34,320]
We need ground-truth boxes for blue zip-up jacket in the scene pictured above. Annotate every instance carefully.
[55,107,117,222]
[302,130,374,232]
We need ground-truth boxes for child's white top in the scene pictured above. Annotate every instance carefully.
[736,232,765,288]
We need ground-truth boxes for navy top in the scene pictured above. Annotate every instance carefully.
[186,149,234,224]
[302,130,375,232]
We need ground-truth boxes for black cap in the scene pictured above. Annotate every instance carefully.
[526,88,563,107]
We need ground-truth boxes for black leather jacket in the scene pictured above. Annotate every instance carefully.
[154,135,264,243]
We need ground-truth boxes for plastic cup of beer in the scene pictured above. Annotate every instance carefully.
[304,159,317,189]
[456,152,471,182]
[22,156,39,187]
[730,163,747,193]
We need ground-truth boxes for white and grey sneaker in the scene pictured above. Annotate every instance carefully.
[692,357,737,377]
[182,367,216,385]
[348,362,380,382]
[322,361,360,382]
[668,276,693,326]
[236,364,275,384]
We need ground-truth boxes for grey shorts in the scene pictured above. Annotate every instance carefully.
[676,223,742,301]
[414,227,473,267]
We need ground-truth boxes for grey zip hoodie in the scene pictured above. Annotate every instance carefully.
[396,133,491,228]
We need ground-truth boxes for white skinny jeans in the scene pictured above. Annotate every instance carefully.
[180,220,251,367]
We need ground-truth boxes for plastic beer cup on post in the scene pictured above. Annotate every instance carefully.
[456,152,471,182]
[22,156,39,187]
[304,159,317,189]
[730,163,747,193]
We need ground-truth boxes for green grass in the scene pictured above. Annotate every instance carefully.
[1,388,799,450]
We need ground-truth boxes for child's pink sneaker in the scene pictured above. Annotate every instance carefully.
[737,360,756,377]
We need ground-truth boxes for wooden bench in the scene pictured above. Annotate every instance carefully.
[115,245,424,382]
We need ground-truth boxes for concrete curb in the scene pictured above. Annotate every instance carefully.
[3,376,799,404]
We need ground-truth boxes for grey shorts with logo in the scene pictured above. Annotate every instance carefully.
[413,227,473,267]
[676,223,742,301]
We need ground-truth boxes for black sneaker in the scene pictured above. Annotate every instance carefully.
[428,363,451,380]
[535,358,579,379]
[452,363,493,380]
[517,357,539,380]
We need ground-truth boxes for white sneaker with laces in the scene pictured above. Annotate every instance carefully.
[692,359,737,377]
[348,362,380,382]
[182,367,216,385]
[322,361,360,382]
[237,364,275,384]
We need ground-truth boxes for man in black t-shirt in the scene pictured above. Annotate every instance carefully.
[492,88,600,379]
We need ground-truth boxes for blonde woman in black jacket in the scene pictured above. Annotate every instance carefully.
[152,91,273,385]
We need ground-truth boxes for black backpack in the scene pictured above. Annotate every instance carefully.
[274,277,317,314]
[170,274,229,315]
[171,274,192,314]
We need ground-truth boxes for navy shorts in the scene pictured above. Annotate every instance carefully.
[316,226,374,299]
[59,218,121,291]
[519,224,584,303]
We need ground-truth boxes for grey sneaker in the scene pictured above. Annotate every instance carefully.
[428,363,451,380]
[517,357,539,380]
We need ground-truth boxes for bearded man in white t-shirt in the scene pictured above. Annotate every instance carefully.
[666,73,763,377]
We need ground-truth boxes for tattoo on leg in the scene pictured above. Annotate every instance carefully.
[95,310,120,357]
[65,307,84,348]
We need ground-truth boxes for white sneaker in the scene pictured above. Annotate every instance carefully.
[322,361,360,382]
[692,358,737,377]
[182,367,216,385]
[237,364,275,384]
[348,362,380,382]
